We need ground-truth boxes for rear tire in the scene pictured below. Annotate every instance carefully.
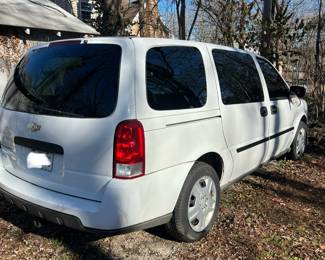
[288,121,307,160]
[165,162,220,242]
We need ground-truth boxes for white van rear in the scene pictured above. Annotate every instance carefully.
[0,37,307,242]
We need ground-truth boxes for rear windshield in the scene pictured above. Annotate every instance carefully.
[2,43,122,118]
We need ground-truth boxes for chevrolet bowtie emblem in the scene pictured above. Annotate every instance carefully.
[27,122,41,132]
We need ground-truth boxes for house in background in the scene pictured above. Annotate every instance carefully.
[51,0,170,38]
[51,0,93,23]
[0,0,98,42]
[0,0,99,92]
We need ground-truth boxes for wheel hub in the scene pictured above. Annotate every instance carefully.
[296,128,306,155]
[187,176,217,232]
[200,195,209,209]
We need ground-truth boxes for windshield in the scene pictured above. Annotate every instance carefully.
[2,43,122,118]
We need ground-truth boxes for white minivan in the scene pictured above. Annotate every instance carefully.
[0,38,307,242]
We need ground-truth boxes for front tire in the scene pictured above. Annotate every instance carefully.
[288,121,307,160]
[165,162,220,242]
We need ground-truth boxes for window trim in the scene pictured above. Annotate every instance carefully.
[212,49,265,106]
[145,45,208,111]
[256,56,290,101]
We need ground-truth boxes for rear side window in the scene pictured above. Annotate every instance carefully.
[146,46,207,110]
[2,44,122,118]
[212,49,264,105]
[257,58,289,100]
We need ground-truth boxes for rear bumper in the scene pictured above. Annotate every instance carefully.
[0,164,101,229]
[0,153,192,232]
[0,186,84,230]
[0,186,171,235]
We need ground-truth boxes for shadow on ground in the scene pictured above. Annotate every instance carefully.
[0,201,113,259]
[0,198,177,259]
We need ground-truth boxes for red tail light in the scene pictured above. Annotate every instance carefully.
[113,120,145,179]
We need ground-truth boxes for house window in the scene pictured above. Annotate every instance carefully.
[80,0,92,22]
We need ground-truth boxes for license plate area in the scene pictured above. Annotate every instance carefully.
[26,151,54,172]
[42,153,54,172]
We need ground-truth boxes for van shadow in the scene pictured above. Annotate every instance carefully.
[306,142,325,157]
[247,168,325,210]
[145,225,176,241]
[0,200,113,259]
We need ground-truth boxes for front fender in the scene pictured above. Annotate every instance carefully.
[291,99,308,143]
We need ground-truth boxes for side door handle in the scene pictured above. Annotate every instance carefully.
[270,105,277,114]
[260,106,268,117]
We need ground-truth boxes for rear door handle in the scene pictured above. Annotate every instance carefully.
[260,106,268,117]
[271,105,277,114]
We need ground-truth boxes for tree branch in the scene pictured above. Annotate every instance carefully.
[187,0,201,40]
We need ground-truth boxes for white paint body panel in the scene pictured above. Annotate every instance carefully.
[0,38,307,231]
[0,156,191,229]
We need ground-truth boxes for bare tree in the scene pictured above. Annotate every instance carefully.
[260,0,273,59]
[315,0,323,87]
[187,0,202,40]
[199,0,258,48]
[314,0,324,119]
[174,0,202,40]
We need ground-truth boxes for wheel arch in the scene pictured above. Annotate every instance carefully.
[293,113,308,133]
[289,113,308,148]
[196,152,224,182]
[300,115,307,125]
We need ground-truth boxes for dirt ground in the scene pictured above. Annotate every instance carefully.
[0,129,324,259]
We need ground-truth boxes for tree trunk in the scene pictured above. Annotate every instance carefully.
[238,0,246,49]
[138,0,145,36]
[103,0,123,36]
[260,0,273,59]
[315,0,324,119]
[176,0,186,39]
[145,0,160,37]
[314,0,323,91]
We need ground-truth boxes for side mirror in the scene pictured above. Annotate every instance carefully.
[290,85,306,98]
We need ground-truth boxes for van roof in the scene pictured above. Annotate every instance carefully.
[48,37,259,58]
[131,37,258,57]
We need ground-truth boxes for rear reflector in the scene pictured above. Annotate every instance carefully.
[113,120,145,179]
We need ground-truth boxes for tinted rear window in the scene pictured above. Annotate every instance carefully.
[2,44,122,118]
[146,46,207,110]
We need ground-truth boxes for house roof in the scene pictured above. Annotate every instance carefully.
[0,0,99,35]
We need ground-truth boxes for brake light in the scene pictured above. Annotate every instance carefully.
[113,120,145,179]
